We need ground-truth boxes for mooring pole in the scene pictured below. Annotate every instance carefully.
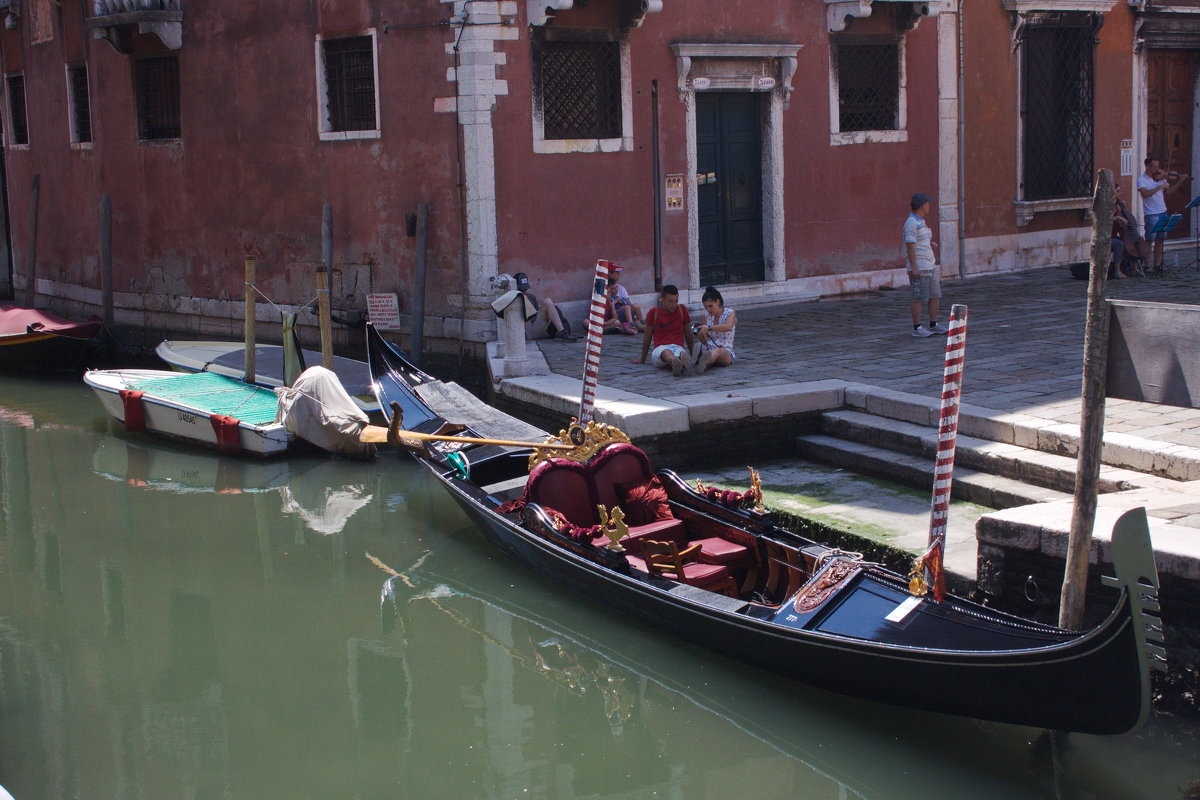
[320,204,334,370]
[100,193,113,327]
[411,203,429,368]
[918,303,968,603]
[578,259,611,423]
[243,253,257,384]
[1060,169,1114,631]
[25,174,40,307]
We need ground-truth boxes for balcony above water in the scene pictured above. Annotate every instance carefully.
[88,0,182,54]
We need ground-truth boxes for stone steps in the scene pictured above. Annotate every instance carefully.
[796,409,1181,510]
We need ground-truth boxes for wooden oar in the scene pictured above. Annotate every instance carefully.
[358,424,573,450]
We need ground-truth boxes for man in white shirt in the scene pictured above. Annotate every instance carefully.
[903,193,943,338]
[1138,157,1191,272]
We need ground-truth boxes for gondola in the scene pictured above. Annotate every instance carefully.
[366,323,1165,735]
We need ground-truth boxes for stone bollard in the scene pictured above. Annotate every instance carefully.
[491,274,530,378]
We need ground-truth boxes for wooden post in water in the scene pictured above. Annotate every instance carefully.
[25,174,40,307]
[243,254,257,384]
[320,205,334,370]
[100,194,113,327]
[410,203,429,368]
[316,266,333,370]
[1060,169,1114,631]
[578,259,612,423]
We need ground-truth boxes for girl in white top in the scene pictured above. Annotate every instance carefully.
[694,286,736,375]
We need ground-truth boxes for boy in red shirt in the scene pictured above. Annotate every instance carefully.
[632,284,696,377]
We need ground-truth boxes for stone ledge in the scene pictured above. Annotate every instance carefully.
[978,490,1200,581]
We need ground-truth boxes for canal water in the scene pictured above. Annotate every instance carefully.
[1,375,1198,800]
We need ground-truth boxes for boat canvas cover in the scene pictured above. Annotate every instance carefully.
[276,366,372,458]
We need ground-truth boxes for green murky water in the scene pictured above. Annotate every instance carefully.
[1,375,1197,800]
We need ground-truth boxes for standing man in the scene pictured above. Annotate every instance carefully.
[1138,156,1190,273]
[903,192,943,338]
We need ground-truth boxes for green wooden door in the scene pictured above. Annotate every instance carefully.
[697,93,764,286]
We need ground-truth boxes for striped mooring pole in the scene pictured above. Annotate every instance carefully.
[923,303,968,601]
[578,259,613,423]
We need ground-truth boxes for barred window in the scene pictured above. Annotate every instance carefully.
[1022,17,1094,200]
[322,36,377,133]
[835,36,900,132]
[134,55,181,140]
[7,74,28,145]
[68,65,92,144]
[534,30,622,140]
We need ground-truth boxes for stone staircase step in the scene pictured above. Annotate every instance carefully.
[820,410,1141,495]
[794,434,1073,510]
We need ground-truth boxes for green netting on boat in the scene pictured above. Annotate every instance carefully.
[127,372,279,425]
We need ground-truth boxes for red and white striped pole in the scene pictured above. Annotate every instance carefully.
[578,259,612,423]
[922,303,968,602]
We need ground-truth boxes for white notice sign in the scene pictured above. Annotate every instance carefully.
[367,293,401,330]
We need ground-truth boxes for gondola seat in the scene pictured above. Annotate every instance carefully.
[633,539,739,597]
[524,444,752,569]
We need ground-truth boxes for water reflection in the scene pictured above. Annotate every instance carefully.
[0,376,1197,800]
[92,438,375,536]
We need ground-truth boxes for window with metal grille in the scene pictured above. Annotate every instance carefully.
[835,36,900,132]
[323,36,376,133]
[534,30,621,140]
[7,74,28,145]
[1022,17,1094,201]
[68,65,92,144]
[134,55,181,140]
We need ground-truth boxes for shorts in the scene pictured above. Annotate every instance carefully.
[651,344,687,366]
[910,271,942,301]
[1145,213,1167,241]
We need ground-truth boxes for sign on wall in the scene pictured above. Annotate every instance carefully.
[665,175,684,211]
[1120,139,1134,176]
[367,293,401,331]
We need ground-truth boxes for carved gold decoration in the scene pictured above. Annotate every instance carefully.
[793,559,859,613]
[908,558,929,597]
[693,477,708,494]
[527,418,632,470]
[747,466,764,513]
[597,505,629,551]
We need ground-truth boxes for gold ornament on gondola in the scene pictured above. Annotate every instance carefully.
[527,419,631,470]
[747,466,765,513]
[597,505,629,551]
[908,558,929,597]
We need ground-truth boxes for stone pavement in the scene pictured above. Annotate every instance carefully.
[486,261,1200,587]
[535,263,1200,447]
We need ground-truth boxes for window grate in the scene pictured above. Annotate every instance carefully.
[323,36,376,132]
[836,38,900,132]
[7,75,28,145]
[537,37,621,140]
[135,55,181,140]
[69,65,92,143]
[1023,21,1094,200]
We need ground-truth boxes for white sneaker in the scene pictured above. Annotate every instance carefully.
[927,322,946,335]
[911,325,934,338]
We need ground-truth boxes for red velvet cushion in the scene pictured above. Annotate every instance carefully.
[617,476,674,526]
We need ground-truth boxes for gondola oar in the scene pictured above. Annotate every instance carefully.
[359,402,573,451]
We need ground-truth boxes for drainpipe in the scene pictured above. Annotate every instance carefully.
[956,0,966,279]
[652,80,663,292]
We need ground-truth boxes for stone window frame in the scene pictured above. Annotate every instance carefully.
[5,72,29,149]
[315,28,381,143]
[828,30,908,146]
[66,62,93,149]
[530,26,633,154]
[1003,0,1115,225]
